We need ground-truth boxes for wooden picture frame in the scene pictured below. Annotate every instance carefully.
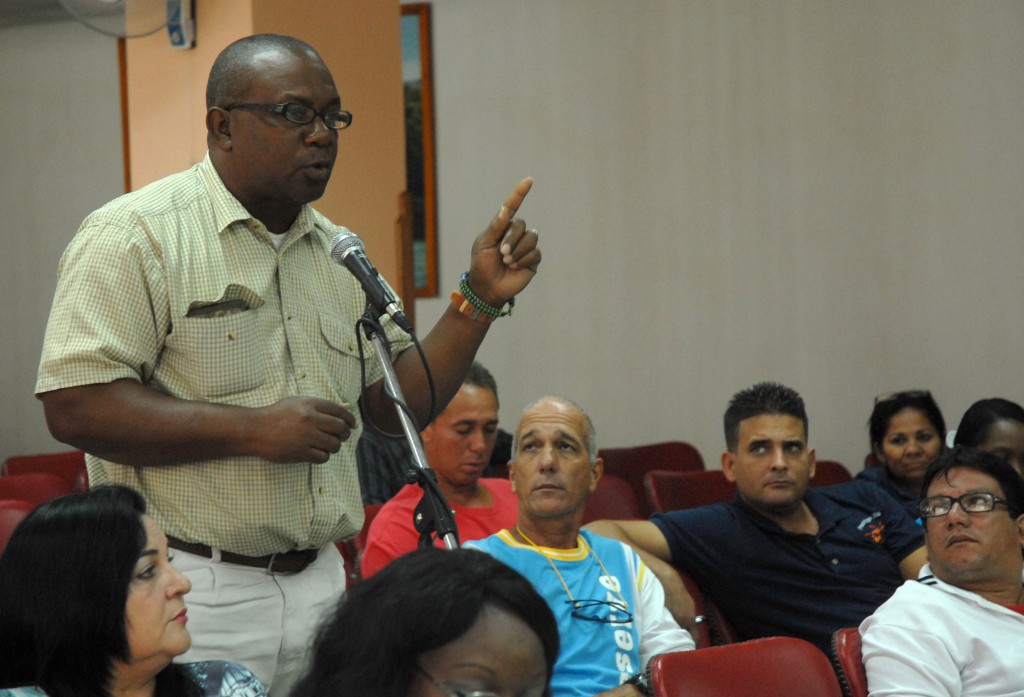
[401,3,438,297]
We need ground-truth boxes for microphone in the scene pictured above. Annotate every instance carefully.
[330,228,414,334]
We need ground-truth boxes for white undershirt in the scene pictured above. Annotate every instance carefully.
[267,230,288,250]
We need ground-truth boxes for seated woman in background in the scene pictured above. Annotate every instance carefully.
[291,547,559,697]
[0,486,266,697]
[858,390,946,518]
[953,397,1024,477]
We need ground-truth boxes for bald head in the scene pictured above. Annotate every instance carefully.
[509,396,602,529]
[207,34,325,108]
[202,33,339,232]
[513,396,598,462]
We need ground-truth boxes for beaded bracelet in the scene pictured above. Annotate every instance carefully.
[450,271,515,323]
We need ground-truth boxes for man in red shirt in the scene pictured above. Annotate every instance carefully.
[360,363,517,577]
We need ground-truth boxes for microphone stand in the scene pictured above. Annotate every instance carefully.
[359,308,459,551]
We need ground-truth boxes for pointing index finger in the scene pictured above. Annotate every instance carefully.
[496,177,534,228]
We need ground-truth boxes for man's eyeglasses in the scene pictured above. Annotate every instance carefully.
[918,491,1008,518]
[414,665,502,697]
[221,102,353,130]
[874,389,932,405]
[568,598,634,624]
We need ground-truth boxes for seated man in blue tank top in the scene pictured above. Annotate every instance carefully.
[471,396,694,697]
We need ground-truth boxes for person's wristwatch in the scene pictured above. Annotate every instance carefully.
[623,671,652,696]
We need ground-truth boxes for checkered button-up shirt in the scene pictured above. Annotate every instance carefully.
[37,154,412,556]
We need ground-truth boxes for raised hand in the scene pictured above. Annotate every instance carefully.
[465,177,542,307]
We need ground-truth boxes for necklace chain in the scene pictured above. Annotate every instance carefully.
[514,525,630,612]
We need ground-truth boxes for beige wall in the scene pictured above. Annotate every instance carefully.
[3,2,1022,473]
[125,4,251,183]
[414,0,1024,470]
[0,21,124,463]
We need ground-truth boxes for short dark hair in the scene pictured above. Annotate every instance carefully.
[0,486,198,697]
[464,361,499,407]
[723,382,808,452]
[921,445,1024,519]
[291,548,560,697]
[953,398,1024,448]
[206,34,323,108]
[869,390,946,449]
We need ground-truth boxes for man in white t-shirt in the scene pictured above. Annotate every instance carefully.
[860,446,1024,696]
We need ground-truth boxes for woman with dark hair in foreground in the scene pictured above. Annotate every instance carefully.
[0,485,266,697]
[291,547,560,697]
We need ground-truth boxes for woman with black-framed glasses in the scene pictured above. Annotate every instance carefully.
[858,390,947,518]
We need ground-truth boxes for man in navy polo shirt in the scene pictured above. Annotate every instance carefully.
[588,382,928,654]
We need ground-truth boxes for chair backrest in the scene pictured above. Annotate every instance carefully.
[0,499,35,557]
[704,597,741,647]
[812,460,853,487]
[581,474,646,524]
[598,441,704,514]
[2,450,88,491]
[830,627,868,697]
[650,636,843,697]
[673,566,711,649]
[356,503,384,552]
[644,470,736,513]
[0,472,74,506]
[671,563,740,648]
[338,503,385,585]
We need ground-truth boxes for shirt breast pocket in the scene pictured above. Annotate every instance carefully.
[163,305,268,400]
[316,312,370,402]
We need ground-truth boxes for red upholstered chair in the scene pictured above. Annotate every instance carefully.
[830,627,868,697]
[673,566,711,649]
[812,460,853,487]
[700,595,740,647]
[581,474,646,524]
[0,472,74,506]
[0,499,35,557]
[649,636,843,697]
[671,563,740,647]
[644,469,736,513]
[337,503,385,585]
[2,450,87,491]
[598,441,704,515]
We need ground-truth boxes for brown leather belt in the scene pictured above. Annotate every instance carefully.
[167,536,318,574]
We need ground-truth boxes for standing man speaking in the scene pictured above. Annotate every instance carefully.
[35,34,541,695]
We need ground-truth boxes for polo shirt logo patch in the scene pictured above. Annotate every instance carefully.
[857,511,886,544]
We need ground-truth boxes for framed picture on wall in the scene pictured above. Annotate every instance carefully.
[401,3,438,297]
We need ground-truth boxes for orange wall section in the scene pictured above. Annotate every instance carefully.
[123,0,408,292]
